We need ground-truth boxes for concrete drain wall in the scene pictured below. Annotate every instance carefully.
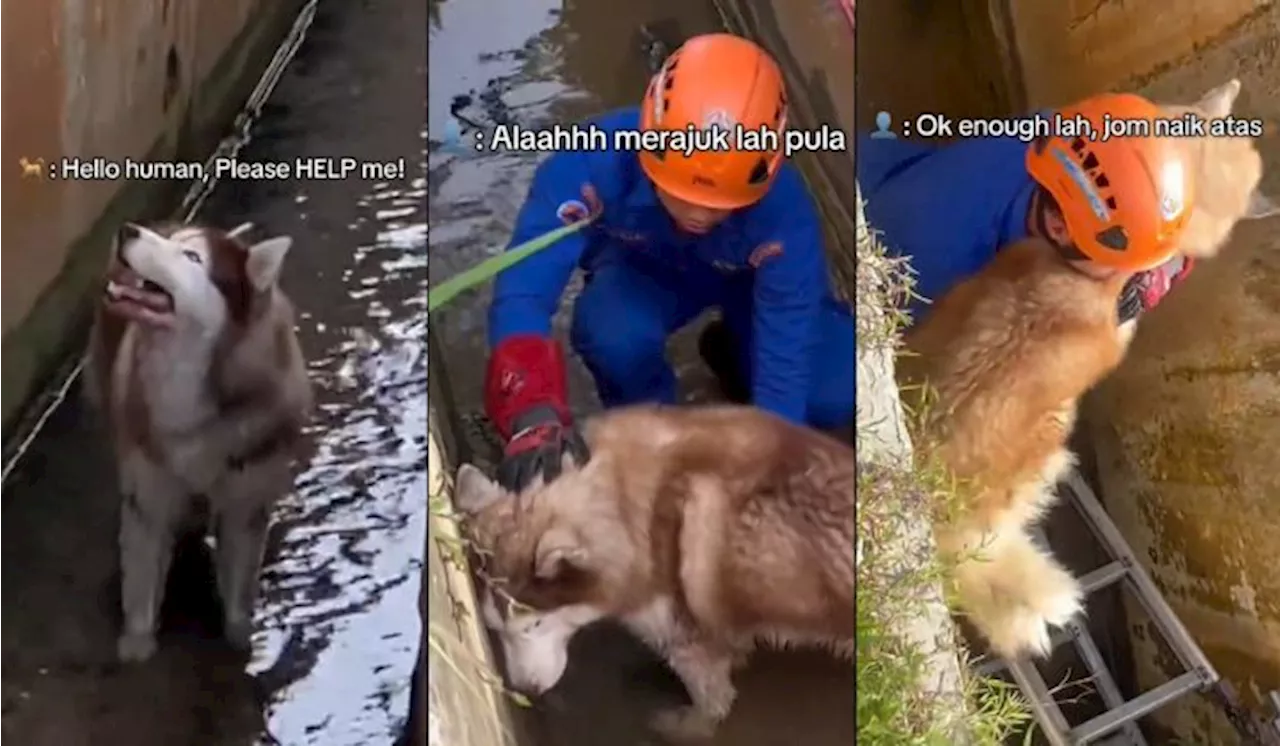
[1086,9,1280,741]
[427,1,1278,744]
[422,2,870,742]
[1,0,308,442]
[426,330,523,746]
[859,1,1280,742]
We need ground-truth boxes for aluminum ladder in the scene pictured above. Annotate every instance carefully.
[974,470,1220,746]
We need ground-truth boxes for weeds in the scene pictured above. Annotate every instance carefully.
[855,190,1032,745]
[424,439,526,746]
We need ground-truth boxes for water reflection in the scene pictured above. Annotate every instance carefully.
[247,161,428,745]
[205,3,431,742]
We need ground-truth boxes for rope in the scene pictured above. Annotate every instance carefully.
[427,218,594,313]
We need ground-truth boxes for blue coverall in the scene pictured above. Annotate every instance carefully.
[857,133,1037,322]
[488,107,856,428]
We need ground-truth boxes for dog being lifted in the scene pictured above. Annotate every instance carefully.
[898,78,1276,661]
[85,221,312,662]
[1158,78,1279,257]
[453,403,854,742]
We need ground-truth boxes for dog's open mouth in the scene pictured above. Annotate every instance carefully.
[104,268,174,326]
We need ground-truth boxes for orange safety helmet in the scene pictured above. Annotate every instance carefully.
[638,34,788,210]
[1026,92,1194,272]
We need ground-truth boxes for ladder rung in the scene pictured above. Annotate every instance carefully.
[1069,671,1204,742]
[972,626,1077,678]
[1063,621,1148,745]
[1009,657,1074,745]
[1079,561,1128,594]
[966,471,1223,746]
[1065,473,1219,680]
[973,657,1003,678]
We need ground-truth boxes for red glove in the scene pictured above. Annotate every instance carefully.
[484,335,589,491]
[1118,255,1195,324]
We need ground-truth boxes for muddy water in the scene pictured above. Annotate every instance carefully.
[428,0,855,744]
[1,1,427,745]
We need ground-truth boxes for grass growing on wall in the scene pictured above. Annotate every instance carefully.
[854,200,1032,745]
[425,433,527,746]
[855,462,1033,745]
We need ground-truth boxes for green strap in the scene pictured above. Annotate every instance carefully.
[427,218,594,313]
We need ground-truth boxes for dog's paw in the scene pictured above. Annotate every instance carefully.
[985,575,1082,659]
[117,631,158,663]
[1033,570,1084,628]
[649,706,719,743]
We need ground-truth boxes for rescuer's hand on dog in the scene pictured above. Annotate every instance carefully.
[1118,254,1195,324]
[484,335,590,493]
[497,405,590,492]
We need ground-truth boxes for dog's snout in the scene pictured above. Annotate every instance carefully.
[511,678,549,699]
[511,670,570,704]
[115,224,141,267]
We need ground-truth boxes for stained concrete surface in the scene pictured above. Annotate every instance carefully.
[427,0,855,743]
[1085,7,1280,743]
[1,0,427,744]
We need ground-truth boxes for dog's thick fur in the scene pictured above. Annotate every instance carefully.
[899,238,1130,660]
[899,79,1276,661]
[454,404,854,742]
[85,221,312,662]
[1159,79,1280,256]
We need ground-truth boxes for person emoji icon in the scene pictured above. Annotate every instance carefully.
[871,110,897,139]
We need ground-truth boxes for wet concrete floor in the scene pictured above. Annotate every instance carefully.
[427,0,855,744]
[2,1,427,744]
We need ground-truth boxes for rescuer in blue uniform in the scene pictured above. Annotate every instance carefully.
[482,33,855,491]
[856,93,1220,329]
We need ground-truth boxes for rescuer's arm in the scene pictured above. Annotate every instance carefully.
[748,212,829,425]
[485,149,600,491]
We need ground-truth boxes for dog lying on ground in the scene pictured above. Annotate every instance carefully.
[85,221,312,662]
[898,78,1276,661]
[452,403,854,742]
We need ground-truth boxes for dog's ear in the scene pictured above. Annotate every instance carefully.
[1244,191,1280,220]
[1196,79,1241,119]
[454,463,508,514]
[246,236,292,293]
[534,527,589,582]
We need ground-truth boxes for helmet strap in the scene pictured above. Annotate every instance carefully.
[1031,188,1092,265]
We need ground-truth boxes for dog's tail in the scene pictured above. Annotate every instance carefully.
[943,521,1083,660]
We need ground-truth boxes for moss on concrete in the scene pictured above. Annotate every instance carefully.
[1133,420,1239,489]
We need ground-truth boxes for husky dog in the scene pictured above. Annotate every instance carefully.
[453,404,854,743]
[899,237,1130,660]
[1158,78,1280,258]
[85,221,312,662]
[898,80,1277,661]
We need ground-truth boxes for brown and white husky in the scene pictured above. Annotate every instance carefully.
[899,78,1276,661]
[85,221,312,662]
[453,403,854,743]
